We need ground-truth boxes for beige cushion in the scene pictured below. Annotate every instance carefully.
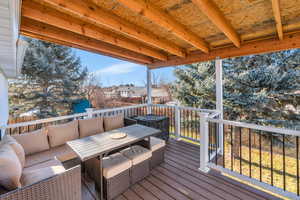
[150,137,166,151]
[23,159,63,173]
[21,165,65,186]
[0,144,22,190]
[104,114,124,131]
[120,145,152,165]
[103,153,131,179]
[47,120,79,147]
[79,117,104,138]
[12,129,50,156]
[25,144,77,168]
[2,135,25,168]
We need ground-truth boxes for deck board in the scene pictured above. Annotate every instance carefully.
[82,139,281,200]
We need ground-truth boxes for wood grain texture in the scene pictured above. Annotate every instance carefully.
[271,0,283,40]
[149,32,300,68]
[31,0,186,57]
[114,0,209,53]
[81,139,280,200]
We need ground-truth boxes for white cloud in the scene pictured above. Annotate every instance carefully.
[92,63,141,75]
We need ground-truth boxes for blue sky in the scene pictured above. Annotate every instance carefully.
[73,49,177,87]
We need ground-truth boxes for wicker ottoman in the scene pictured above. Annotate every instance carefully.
[121,145,152,184]
[149,136,166,169]
[102,153,132,200]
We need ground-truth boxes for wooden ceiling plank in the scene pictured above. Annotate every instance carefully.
[20,17,153,64]
[32,0,186,57]
[112,0,209,53]
[191,0,241,48]
[149,32,300,68]
[271,0,283,40]
[22,0,167,61]
[22,1,167,61]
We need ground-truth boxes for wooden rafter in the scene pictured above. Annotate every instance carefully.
[22,0,167,61]
[149,32,300,68]
[191,0,241,48]
[112,0,209,53]
[31,0,186,57]
[271,0,283,40]
[21,17,153,64]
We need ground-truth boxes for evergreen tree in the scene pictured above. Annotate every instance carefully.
[172,50,300,129]
[9,38,87,118]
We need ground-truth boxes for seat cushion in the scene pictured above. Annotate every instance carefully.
[103,153,131,179]
[104,114,124,131]
[23,159,63,173]
[79,117,104,138]
[21,165,65,186]
[120,145,152,165]
[0,144,22,190]
[25,144,77,168]
[1,135,25,168]
[150,136,166,151]
[12,128,49,156]
[47,120,79,147]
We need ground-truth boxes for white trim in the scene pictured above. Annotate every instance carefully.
[146,67,152,114]
[152,104,217,113]
[215,58,224,154]
[208,163,300,200]
[199,112,210,172]
[0,104,148,129]
[207,118,300,136]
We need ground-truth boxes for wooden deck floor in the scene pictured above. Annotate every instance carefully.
[81,139,281,200]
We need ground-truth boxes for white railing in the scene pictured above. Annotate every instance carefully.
[149,104,218,142]
[205,117,300,199]
[1,103,299,198]
[0,104,147,136]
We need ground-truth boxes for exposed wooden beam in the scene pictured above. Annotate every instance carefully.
[149,32,300,68]
[31,0,186,57]
[22,31,149,65]
[22,0,167,61]
[111,0,209,53]
[21,17,153,64]
[191,0,241,48]
[271,0,283,40]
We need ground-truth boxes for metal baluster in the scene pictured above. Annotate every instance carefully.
[215,122,218,165]
[231,125,233,171]
[259,131,262,182]
[239,127,242,174]
[249,128,252,178]
[223,125,225,168]
[297,136,299,196]
[283,134,286,191]
[270,133,274,186]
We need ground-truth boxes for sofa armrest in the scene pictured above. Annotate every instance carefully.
[0,165,81,200]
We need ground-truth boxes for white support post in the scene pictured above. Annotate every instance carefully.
[0,72,9,140]
[85,108,94,118]
[199,112,210,173]
[174,106,181,140]
[215,58,224,155]
[146,67,152,114]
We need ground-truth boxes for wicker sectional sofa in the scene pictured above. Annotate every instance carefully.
[0,114,165,200]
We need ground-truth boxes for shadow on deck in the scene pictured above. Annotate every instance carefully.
[81,139,281,200]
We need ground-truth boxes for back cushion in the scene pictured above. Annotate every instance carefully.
[2,135,25,168]
[47,120,79,147]
[0,144,22,190]
[12,129,50,156]
[79,117,104,138]
[104,114,124,131]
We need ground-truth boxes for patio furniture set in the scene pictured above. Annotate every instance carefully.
[0,114,166,200]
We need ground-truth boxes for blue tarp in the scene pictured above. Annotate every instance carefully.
[72,99,91,113]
